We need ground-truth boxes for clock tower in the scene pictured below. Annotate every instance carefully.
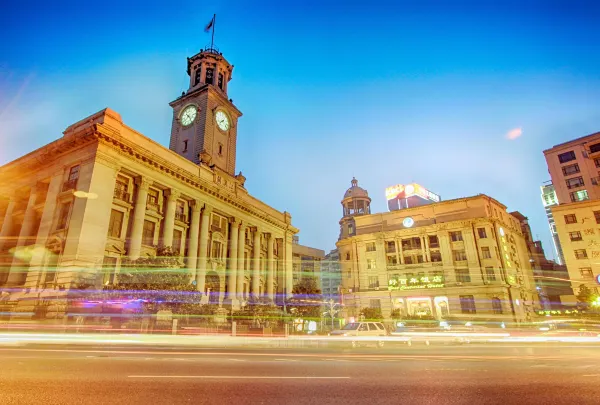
[169,47,242,175]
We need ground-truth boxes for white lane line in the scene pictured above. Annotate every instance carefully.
[325,359,350,362]
[128,376,350,379]
[582,374,600,377]
[274,359,298,362]
[229,359,246,362]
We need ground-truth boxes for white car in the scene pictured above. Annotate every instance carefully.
[329,322,388,348]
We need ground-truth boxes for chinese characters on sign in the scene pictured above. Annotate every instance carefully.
[388,274,444,291]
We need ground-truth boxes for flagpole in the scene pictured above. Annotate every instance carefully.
[211,14,216,50]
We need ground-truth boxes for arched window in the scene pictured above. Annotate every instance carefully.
[194,67,201,86]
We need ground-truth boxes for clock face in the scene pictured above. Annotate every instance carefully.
[215,110,230,131]
[180,105,197,126]
[402,217,414,228]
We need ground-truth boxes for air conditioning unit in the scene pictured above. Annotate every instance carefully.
[455,282,463,286]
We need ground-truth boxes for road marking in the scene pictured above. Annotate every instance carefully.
[128,375,350,379]
[275,358,298,362]
[582,374,600,377]
[229,358,246,362]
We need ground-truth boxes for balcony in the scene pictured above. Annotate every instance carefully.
[429,242,440,249]
[62,179,78,192]
[175,212,187,222]
[211,224,222,233]
[401,243,421,251]
[385,246,396,254]
[113,188,130,203]
[146,201,161,212]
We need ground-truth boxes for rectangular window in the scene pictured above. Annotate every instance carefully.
[570,189,589,202]
[114,175,129,202]
[428,235,439,248]
[368,276,379,288]
[175,201,186,221]
[558,151,576,163]
[369,299,381,309]
[102,256,118,286]
[173,229,183,254]
[485,267,496,281]
[348,224,353,234]
[142,220,155,246]
[595,211,600,224]
[450,231,463,242]
[416,254,424,263]
[366,242,376,252]
[455,268,471,283]
[453,250,467,261]
[211,240,222,259]
[385,241,396,253]
[579,267,593,278]
[404,256,413,265]
[492,298,503,314]
[562,163,580,176]
[569,231,583,241]
[205,67,214,84]
[386,255,397,265]
[68,165,80,181]
[401,237,421,250]
[56,202,72,230]
[182,140,188,153]
[566,176,584,189]
[564,214,577,224]
[194,66,201,85]
[460,295,476,314]
[431,251,442,262]
[218,73,224,89]
[147,189,159,205]
[595,158,600,168]
[574,249,588,259]
[107,209,124,238]
[589,143,600,153]
[481,246,492,259]
[366,259,376,270]
[477,228,487,238]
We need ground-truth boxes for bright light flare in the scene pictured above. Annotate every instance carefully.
[506,127,522,140]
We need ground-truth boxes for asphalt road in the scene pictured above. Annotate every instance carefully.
[1,343,600,405]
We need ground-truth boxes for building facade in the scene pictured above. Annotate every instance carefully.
[0,47,298,316]
[543,132,600,205]
[541,182,565,265]
[336,179,538,323]
[552,200,600,295]
[291,236,325,289]
[320,249,341,302]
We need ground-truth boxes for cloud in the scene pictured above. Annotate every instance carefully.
[506,127,522,140]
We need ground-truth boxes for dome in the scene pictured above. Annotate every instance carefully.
[343,177,369,199]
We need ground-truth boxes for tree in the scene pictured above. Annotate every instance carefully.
[576,285,596,309]
[233,297,281,328]
[285,277,323,319]
[359,307,383,322]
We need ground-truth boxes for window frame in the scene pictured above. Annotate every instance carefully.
[574,249,588,260]
[569,231,583,241]
[570,189,589,202]
[455,268,471,283]
[459,295,476,314]
[564,214,577,224]
[142,220,156,246]
[477,227,487,239]
[450,231,463,242]
[107,209,124,239]
[579,267,593,278]
[562,163,580,176]
[558,150,576,164]
[485,267,496,281]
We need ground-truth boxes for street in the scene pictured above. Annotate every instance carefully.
[1,342,600,404]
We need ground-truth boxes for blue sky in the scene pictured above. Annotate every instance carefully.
[1,1,600,255]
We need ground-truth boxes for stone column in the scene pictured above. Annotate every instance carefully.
[251,227,261,298]
[236,223,246,300]
[285,233,293,298]
[226,218,240,308]
[267,233,275,301]
[161,189,179,249]
[397,237,404,264]
[128,178,150,260]
[196,204,212,294]
[186,200,201,280]
[7,185,39,285]
[421,236,427,262]
[0,197,16,252]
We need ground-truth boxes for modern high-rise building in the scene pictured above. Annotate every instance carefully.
[320,249,341,302]
[543,132,600,295]
[291,236,325,289]
[540,182,565,265]
[0,46,298,317]
[337,178,539,323]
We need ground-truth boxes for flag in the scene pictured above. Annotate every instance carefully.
[204,16,214,33]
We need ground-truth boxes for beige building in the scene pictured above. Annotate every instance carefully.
[543,131,600,205]
[291,236,325,289]
[336,179,538,323]
[552,201,600,294]
[0,47,298,315]
[543,131,600,297]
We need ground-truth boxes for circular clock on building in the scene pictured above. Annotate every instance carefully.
[215,110,230,131]
[180,105,197,126]
[403,217,415,228]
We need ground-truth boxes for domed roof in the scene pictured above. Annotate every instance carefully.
[343,177,369,199]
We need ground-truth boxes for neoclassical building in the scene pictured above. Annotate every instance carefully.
[336,179,539,323]
[0,47,298,315]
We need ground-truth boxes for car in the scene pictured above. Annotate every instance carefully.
[329,322,388,348]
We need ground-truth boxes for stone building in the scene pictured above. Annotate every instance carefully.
[291,236,325,289]
[0,47,298,315]
[336,178,538,323]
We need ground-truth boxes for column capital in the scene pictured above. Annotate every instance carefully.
[248,226,258,233]
[230,217,241,228]
[166,189,180,202]
[135,176,151,191]
[191,199,202,212]
[202,204,213,216]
